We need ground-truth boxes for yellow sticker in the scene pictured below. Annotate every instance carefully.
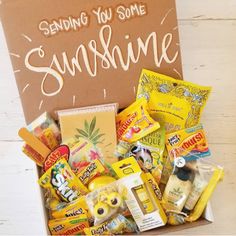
[137,69,211,133]
[116,98,160,143]
[38,158,88,202]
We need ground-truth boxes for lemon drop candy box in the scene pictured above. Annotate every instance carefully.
[58,103,118,167]
[137,69,212,133]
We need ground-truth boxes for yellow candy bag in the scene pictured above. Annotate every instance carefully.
[48,214,89,235]
[38,158,88,202]
[137,69,212,133]
[51,197,87,219]
[84,222,111,236]
[116,98,160,143]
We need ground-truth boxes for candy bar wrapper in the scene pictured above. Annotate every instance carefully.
[22,143,46,166]
[48,214,89,235]
[165,124,211,163]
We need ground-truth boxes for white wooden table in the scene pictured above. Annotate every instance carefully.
[0,0,236,235]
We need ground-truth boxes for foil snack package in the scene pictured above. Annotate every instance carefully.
[137,69,212,133]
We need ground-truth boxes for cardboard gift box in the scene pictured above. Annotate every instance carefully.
[0,0,214,234]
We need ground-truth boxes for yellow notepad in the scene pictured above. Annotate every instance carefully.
[57,103,118,166]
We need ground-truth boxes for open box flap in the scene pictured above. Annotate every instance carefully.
[0,0,183,124]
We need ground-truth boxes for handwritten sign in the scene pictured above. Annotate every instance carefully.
[0,0,183,124]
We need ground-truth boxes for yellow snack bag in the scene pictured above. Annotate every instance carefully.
[137,69,212,133]
[38,158,88,202]
[84,222,111,236]
[116,98,160,143]
[48,214,89,235]
[51,197,87,219]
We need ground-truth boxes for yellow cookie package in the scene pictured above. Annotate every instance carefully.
[18,69,223,235]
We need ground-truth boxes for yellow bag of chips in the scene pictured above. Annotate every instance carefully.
[137,69,212,133]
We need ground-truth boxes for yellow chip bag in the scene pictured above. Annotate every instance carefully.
[116,98,160,143]
[48,214,89,235]
[38,158,88,202]
[137,69,212,133]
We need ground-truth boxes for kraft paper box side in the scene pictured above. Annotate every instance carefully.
[0,0,183,124]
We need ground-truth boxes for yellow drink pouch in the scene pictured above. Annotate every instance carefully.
[38,158,88,202]
[137,69,211,133]
[116,98,160,143]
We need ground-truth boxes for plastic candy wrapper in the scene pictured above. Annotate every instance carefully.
[43,145,70,172]
[38,158,88,202]
[107,214,138,234]
[137,69,212,133]
[84,222,111,235]
[64,137,102,171]
[116,98,160,143]
[48,214,89,235]
[22,143,45,167]
[129,126,165,183]
[27,112,61,143]
[86,180,127,225]
[166,124,211,163]
[162,147,224,225]
[76,159,107,187]
[48,197,89,219]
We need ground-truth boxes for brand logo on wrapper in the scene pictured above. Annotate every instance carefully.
[51,173,78,202]
[170,132,205,158]
[44,145,70,171]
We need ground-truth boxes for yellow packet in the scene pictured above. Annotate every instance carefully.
[84,222,111,235]
[116,98,160,143]
[76,159,106,186]
[38,158,88,202]
[48,214,89,235]
[51,197,87,219]
[137,69,212,133]
[145,173,162,201]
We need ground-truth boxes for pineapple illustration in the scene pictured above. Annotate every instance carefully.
[75,116,105,146]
